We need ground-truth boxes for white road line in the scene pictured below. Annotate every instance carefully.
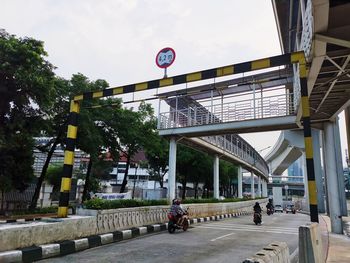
[208,222,298,231]
[197,225,298,235]
[210,232,236,242]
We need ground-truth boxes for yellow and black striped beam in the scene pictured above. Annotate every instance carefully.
[58,51,318,220]
[72,52,303,102]
[295,53,319,223]
[58,101,80,218]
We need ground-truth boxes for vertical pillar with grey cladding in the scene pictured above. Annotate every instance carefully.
[213,154,219,199]
[301,151,310,211]
[311,129,325,213]
[257,176,262,197]
[168,137,177,202]
[345,107,350,167]
[238,166,243,198]
[334,118,348,216]
[323,121,343,234]
[263,181,268,197]
[251,172,255,199]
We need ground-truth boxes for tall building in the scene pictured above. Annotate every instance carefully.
[287,157,303,183]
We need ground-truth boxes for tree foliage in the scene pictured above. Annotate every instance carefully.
[176,145,213,199]
[0,29,55,195]
[103,102,155,193]
[144,127,169,188]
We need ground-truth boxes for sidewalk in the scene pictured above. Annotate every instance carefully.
[320,215,350,263]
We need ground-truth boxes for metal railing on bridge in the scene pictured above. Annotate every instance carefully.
[159,92,295,130]
[199,135,269,177]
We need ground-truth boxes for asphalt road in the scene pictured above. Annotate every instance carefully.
[39,212,309,263]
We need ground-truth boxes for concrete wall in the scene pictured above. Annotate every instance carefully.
[0,216,96,252]
[0,199,267,252]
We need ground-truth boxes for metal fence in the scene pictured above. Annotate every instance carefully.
[159,92,295,130]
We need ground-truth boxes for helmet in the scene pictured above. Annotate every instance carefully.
[172,199,177,205]
[255,202,259,206]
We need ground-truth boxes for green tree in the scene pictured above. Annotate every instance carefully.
[189,152,212,199]
[176,145,213,199]
[46,164,63,193]
[219,160,237,197]
[71,78,121,202]
[29,71,123,207]
[111,102,155,193]
[0,29,55,198]
[144,130,169,188]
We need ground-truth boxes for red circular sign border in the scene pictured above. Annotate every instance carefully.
[155,47,176,69]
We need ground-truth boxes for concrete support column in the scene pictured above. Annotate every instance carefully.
[251,172,255,199]
[213,154,219,199]
[324,121,343,234]
[262,181,268,197]
[168,137,177,202]
[334,118,348,216]
[301,151,309,210]
[237,166,243,198]
[257,176,262,197]
[321,130,330,216]
[311,129,325,213]
[345,106,350,167]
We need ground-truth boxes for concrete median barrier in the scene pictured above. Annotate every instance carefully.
[243,241,290,263]
[299,223,323,263]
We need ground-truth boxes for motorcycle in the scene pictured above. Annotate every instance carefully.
[167,210,189,233]
[253,212,262,225]
[266,207,274,216]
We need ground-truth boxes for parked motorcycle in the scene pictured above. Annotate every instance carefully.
[253,212,262,225]
[167,210,189,233]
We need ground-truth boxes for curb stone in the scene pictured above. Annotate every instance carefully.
[0,211,251,262]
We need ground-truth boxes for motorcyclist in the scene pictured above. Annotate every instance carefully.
[266,200,274,212]
[253,202,262,224]
[254,202,262,217]
[170,199,186,225]
[253,202,262,213]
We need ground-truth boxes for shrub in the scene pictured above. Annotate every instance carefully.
[13,206,58,215]
[182,197,249,204]
[83,198,169,210]
[82,196,265,210]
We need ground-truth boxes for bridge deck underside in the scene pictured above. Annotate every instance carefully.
[309,3,350,123]
[159,116,299,137]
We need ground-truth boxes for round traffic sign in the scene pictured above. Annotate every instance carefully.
[155,47,176,68]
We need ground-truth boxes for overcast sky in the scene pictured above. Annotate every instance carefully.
[1,0,348,166]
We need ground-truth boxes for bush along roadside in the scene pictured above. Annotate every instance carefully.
[12,206,58,215]
[83,199,169,210]
[83,197,266,210]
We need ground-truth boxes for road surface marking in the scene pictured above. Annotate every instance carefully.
[197,225,298,235]
[208,222,298,232]
[210,232,236,242]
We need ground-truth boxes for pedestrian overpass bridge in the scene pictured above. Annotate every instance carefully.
[152,52,311,206]
[56,0,349,237]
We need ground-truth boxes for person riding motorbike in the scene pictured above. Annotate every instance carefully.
[253,202,262,224]
[254,202,262,213]
[266,201,274,215]
[170,199,187,225]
